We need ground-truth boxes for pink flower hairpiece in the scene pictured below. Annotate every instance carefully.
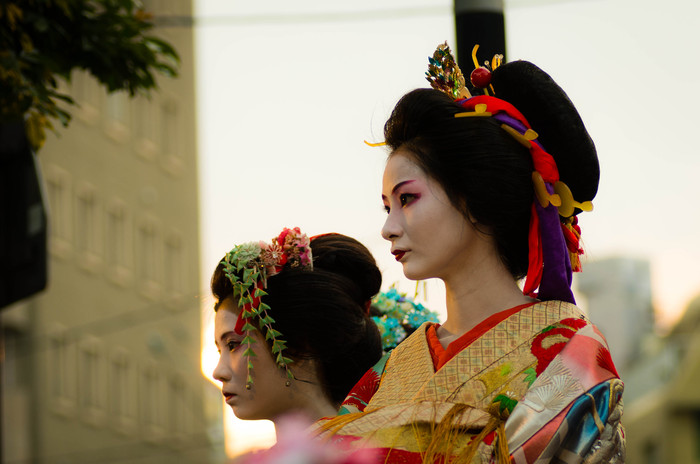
[222,227,313,388]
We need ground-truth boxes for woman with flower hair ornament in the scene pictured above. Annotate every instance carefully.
[315,44,624,463]
[211,228,384,433]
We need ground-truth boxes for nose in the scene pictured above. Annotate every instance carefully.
[381,210,402,242]
[212,353,231,383]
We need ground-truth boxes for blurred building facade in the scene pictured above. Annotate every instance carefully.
[617,294,700,464]
[577,256,700,463]
[1,1,224,462]
[576,257,655,373]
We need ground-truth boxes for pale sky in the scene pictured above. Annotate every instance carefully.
[195,0,700,454]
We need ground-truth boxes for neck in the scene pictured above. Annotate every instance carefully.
[271,400,337,440]
[439,249,535,338]
[271,364,338,438]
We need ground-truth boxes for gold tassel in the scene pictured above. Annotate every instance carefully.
[422,403,472,464]
[451,415,501,463]
[494,423,510,464]
[318,404,513,464]
[585,393,605,434]
[315,410,372,441]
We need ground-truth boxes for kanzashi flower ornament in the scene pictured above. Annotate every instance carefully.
[221,227,312,388]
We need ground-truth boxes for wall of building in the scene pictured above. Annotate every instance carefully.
[621,296,700,463]
[1,1,223,462]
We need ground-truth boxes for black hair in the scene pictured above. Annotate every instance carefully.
[385,88,534,278]
[210,233,382,406]
[383,60,599,279]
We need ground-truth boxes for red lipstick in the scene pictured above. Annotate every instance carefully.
[222,391,236,403]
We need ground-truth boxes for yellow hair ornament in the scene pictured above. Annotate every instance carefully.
[454,103,492,118]
[471,44,482,70]
[554,181,594,217]
[470,44,503,96]
[533,172,594,217]
[532,172,562,208]
[501,125,538,148]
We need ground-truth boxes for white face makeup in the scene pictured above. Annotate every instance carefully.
[381,150,483,282]
[212,297,303,422]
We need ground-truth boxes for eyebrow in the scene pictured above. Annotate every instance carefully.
[214,331,236,348]
[382,180,415,200]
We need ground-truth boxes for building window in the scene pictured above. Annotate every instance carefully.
[136,218,161,298]
[140,361,165,441]
[73,70,101,125]
[46,165,73,258]
[110,349,136,434]
[160,98,184,175]
[49,327,77,417]
[168,374,187,441]
[75,184,102,272]
[164,232,184,306]
[134,95,159,159]
[105,200,132,286]
[105,91,131,142]
[3,326,32,462]
[79,336,105,425]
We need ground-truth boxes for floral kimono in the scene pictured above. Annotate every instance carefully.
[315,300,625,463]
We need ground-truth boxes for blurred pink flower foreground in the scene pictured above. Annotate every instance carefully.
[236,414,378,464]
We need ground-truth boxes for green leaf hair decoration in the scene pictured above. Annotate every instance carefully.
[221,227,313,389]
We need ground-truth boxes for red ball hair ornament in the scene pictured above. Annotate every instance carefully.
[469,44,502,96]
[470,67,492,88]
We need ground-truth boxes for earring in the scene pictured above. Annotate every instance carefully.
[285,380,291,387]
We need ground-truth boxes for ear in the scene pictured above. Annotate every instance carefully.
[460,201,480,228]
[287,356,321,380]
[464,207,496,239]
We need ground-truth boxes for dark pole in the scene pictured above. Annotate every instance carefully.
[0,122,48,310]
[454,0,506,69]
[0,316,3,464]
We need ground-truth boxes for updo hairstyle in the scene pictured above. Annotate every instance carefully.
[384,89,533,278]
[210,233,383,406]
[383,60,599,280]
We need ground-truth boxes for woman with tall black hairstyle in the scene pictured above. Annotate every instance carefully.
[211,228,383,434]
[316,44,625,463]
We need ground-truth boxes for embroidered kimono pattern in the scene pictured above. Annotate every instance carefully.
[315,300,625,463]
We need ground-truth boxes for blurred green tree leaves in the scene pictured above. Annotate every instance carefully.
[0,0,180,150]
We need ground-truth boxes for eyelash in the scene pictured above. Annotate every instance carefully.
[385,193,417,214]
[226,340,241,352]
[399,193,416,207]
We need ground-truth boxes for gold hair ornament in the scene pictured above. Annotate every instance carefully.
[426,41,472,99]
[426,42,593,221]
[469,44,504,96]
[455,103,492,118]
[533,172,594,218]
